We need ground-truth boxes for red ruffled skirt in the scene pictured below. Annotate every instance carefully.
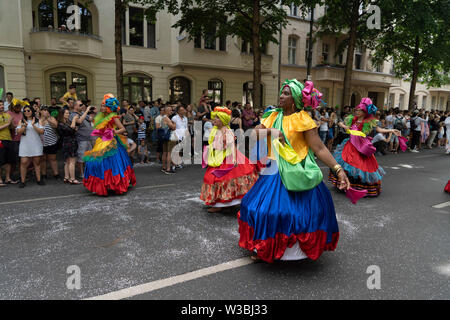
[200,151,259,206]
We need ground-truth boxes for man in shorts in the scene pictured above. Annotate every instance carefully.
[70,100,94,179]
[0,100,19,185]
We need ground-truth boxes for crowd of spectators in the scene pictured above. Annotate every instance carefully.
[0,85,449,187]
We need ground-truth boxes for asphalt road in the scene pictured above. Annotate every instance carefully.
[0,148,449,300]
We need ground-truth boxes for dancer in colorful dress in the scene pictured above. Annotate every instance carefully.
[200,107,259,213]
[329,98,400,197]
[238,80,350,263]
[83,94,136,196]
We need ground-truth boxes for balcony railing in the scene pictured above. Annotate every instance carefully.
[29,29,103,58]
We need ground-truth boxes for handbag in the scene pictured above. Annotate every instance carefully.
[271,111,323,192]
[157,127,171,141]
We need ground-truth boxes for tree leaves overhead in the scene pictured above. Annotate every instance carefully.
[367,0,450,88]
[147,0,318,47]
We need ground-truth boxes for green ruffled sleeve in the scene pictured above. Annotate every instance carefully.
[344,115,354,127]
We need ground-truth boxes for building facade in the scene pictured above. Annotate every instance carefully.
[0,0,448,111]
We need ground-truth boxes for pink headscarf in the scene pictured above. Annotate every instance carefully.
[356,98,372,114]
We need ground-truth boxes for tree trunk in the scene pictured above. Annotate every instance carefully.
[408,36,420,110]
[252,0,262,110]
[115,0,124,102]
[341,0,359,111]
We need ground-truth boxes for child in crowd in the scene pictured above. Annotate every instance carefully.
[137,116,147,143]
[138,139,150,164]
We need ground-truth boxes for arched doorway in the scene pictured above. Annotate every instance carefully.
[243,81,263,108]
[169,77,191,105]
[123,73,152,104]
[46,68,92,103]
[350,93,356,107]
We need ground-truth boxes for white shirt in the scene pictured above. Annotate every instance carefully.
[319,115,329,131]
[142,106,151,122]
[172,114,188,141]
[203,121,213,141]
[4,100,11,112]
[155,115,163,127]
[372,133,387,144]
[17,120,44,157]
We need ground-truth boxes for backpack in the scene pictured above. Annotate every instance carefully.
[394,116,404,131]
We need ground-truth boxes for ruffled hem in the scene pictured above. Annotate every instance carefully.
[238,213,339,263]
[200,172,259,205]
[334,139,385,184]
[83,166,136,196]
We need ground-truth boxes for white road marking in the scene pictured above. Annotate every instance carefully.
[433,264,450,276]
[85,257,254,300]
[0,184,176,206]
[432,201,450,209]
[389,167,400,170]
[415,155,438,159]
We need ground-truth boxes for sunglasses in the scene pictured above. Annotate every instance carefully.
[24,109,32,113]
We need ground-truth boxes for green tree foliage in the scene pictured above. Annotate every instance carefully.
[317,0,382,110]
[367,0,450,109]
[148,0,319,108]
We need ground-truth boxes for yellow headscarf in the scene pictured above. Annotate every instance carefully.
[12,98,30,107]
[207,107,233,167]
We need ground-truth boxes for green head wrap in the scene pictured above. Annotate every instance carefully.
[280,79,305,110]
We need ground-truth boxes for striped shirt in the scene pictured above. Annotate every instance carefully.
[43,122,59,146]
[138,122,146,140]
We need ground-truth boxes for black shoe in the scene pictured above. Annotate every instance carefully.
[19,182,26,188]
[54,174,61,180]
[37,180,46,186]
[41,174,47,179]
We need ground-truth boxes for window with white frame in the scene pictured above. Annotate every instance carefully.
[288,36,297,65]
[123,74,152,104]
[36,0,93,34]
[322,43,329,63]
[388,93,395,108]
[399,94,404,108]
[241,40,266,55]
[208,79,223,105]
[290,3,299,16]
[305,38,310,63]
[355,45,363,70]
[124,7,156,48]
[194,29,226,51]
[422,96,427,108]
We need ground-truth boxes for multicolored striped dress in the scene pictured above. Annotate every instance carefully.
[329,115,385,196]
[83,112,136,196]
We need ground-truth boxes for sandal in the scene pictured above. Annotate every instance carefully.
[0,182,6,187]
[69,179,82,185]
[64,178,70,184]
[207,207,222,213]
